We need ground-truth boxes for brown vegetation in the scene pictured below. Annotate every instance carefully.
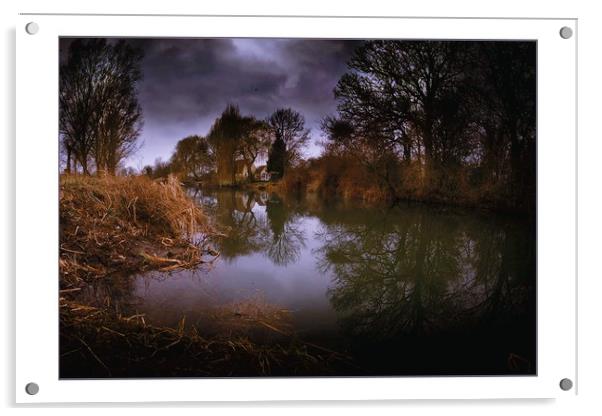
[318,40,535,212]
[57,38,536,377]
[59,174,212,288]
[280,153,528,212]
[59,174,355,377]
[144,40,535,213]
[60,296,358,377]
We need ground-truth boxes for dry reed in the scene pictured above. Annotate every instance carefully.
[58,174,354,377]
[60,298,357,378]
[59,174,215,287]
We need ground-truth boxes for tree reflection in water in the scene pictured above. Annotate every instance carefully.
[199,190,306,266]
[314,204,535,374]
[163,190,535,374]
[264,194,306,265]
[212,191,266,259]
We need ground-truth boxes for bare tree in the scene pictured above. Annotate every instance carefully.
[322,40,535,209]
[60,39,143,175]
[94,41,144,175]
[267,108,310,170]
[334,41,470,181]
[60,39,107,174]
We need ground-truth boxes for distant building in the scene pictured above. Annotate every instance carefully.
[217,160,271,185]
[255,165,270,181]
[234,160,255,182]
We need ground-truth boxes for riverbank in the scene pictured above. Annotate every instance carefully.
[59,174,355,377]
[59,174,214,288]
[213,177,532,216]
[271,158,535,214]
[60,295,356,377]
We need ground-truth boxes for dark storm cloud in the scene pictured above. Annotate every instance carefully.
[59,37,361,167]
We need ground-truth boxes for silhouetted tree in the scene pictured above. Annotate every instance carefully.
[60,39,143,175]
[334,41,471,183]
[208,105,246,185]
[323,40,535,210]
[60,39,107,174]
[470,42,536,209]
[267,108,310,173]
[93,41,144,175]
[266,136,286,179]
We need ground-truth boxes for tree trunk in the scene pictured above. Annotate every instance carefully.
[422,118,435,188]
[245,161,254,182]
[80,156,89,175]
[403,142,412,163]
[65,147,72,174]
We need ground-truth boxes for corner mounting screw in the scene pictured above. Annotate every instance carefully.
[559,26,573,39]
[25,382,39,395]
[25,22,39,35]
[559,378,573,391]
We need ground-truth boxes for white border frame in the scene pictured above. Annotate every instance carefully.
[16,15,576,402]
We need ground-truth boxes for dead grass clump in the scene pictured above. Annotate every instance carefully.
[60,174,215,287]
[61,174,206,237]
[59,298,359,378]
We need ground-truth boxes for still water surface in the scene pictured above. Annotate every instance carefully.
[87,189,536,375]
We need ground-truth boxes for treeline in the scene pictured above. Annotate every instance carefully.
[60,39,535,212]
[153,40,535,212]
[308,40,536,212]
[60,39,144,175]
[144,105,310,185]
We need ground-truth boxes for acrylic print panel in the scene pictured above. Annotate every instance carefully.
[17,15,575,402]
[57,37,536,379]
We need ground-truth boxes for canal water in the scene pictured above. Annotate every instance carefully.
[85,189,536,376]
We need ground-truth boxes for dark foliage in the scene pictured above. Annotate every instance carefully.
[321,40,536,211]
[267,137,287,179]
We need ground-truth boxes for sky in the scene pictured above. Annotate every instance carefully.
[60,38,362,169]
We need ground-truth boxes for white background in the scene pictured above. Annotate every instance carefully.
[1,0,601,414]
[15,14,576,404]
